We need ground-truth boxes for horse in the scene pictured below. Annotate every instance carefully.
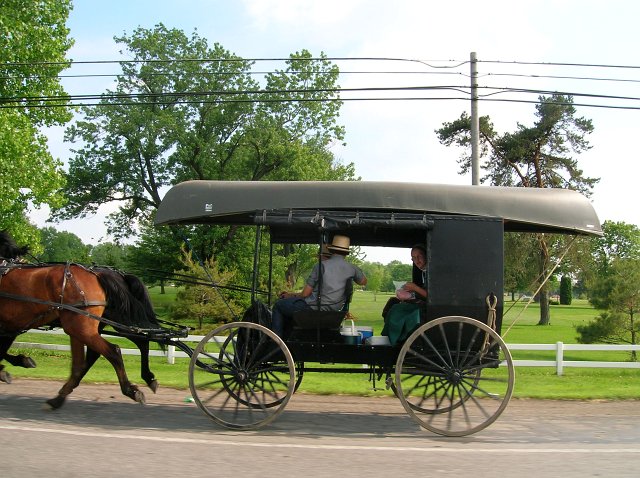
[1,268,163,392]
[0,261,147,409]
[0,233,162,393]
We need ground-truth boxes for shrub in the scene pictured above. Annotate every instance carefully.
[560,275,572,305]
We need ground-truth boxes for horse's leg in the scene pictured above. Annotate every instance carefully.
[5,353,37,369]
[46,336,87,409]
[80,333,145,405]
[0,336,17,384]
[130,336,158,392]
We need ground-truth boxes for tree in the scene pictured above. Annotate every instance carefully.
[577,258,640,360]
[0,0,74,246]
[437,94,599,325]
[38,227,90,263]
[361,262,385,301]
[589,221,640,277]
[56,24,355,285]
[503,233,539,299]
[89,242,128,269]
[57,25,353,238]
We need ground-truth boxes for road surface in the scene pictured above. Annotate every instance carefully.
[1,379,640,477]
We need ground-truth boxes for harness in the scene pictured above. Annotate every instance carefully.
[0,262,112,335]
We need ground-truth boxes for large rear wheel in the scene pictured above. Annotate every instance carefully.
[394,316,514,436]
[188,322,295,430]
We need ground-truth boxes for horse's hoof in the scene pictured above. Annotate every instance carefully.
[22,357,37,368]
[134,389,146,405]
[46,396,65,410]
[148,379,158,393]
[0,370,12,384]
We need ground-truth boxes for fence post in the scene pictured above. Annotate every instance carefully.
[556,341,564,376]
[167,344,175,365]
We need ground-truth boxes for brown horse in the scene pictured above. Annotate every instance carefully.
[0,262,146,409]
[0,231,164,394]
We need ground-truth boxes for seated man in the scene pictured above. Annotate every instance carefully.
[271,235,367,338]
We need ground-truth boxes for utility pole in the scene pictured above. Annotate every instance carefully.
[470,52,480,185]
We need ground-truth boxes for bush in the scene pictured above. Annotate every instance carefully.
[168,252,241,331]
[560,275,572,305]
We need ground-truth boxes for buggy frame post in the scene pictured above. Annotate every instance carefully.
[251,225,262,304]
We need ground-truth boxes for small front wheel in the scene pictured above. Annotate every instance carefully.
[189,322,295,430]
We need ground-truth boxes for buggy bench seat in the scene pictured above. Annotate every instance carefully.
[289,309,346,343]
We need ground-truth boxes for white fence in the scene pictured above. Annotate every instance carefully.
[11,329,640,376]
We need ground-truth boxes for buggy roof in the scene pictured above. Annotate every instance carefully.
[155,180,602,244]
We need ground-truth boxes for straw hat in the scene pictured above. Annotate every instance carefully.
[327,235,351,254]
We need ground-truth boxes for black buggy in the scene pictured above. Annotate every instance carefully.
[155,180,602,436]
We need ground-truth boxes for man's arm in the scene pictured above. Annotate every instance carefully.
[280,284,313,299]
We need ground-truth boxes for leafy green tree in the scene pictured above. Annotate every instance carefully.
[124,223,185,291]
[437,94,599,325]
[503,233,539,300]
[382,261,412,292]
[361,262,385,301]
[89,242,127,269]
[56,24,355,287]
[57,25,353,237]
[38,226,90,263]
[577,258,640,359]
[0,0,73,246]
[590,221,640,277]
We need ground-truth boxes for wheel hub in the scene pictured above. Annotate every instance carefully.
[235,369,249,383]
[449,369,463,385]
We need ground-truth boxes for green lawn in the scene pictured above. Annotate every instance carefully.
[8,288,640,399]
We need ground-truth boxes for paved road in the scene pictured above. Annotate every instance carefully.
[2,379,640,477]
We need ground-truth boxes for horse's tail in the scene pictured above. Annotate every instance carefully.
[96,269,158,330]
[122,273,160,327]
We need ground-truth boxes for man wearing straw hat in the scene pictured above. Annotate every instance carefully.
[271,235,367,338]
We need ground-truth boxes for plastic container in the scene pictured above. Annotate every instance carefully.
[365,335,391,346]
[340,319,362,345]
[356,326,374,344]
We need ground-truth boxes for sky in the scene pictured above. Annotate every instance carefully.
[36,0,640,264]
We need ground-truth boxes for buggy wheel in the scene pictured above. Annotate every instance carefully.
[394,316,514,437]
[188,322,295,430]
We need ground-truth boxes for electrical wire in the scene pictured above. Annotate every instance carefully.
[1,56,638,111]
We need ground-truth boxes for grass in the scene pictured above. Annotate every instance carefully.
[7,288,640,400]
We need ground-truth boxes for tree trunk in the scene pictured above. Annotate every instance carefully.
[538,288,550,325]
[537,236,551,325]
[631,311,637,362]
[160,279,165,294]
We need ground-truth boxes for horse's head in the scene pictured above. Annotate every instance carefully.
[0,230,30,259]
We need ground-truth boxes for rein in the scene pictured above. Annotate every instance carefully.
[0,262,148,335]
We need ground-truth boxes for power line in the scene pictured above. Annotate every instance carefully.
[2,56,638,112]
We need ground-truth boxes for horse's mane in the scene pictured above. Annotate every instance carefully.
[0,230,30,259]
